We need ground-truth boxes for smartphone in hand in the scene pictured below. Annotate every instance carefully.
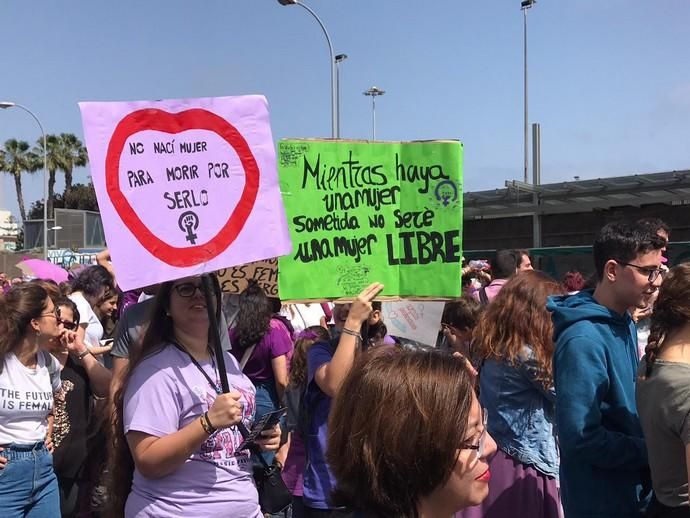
[237,407,286,451]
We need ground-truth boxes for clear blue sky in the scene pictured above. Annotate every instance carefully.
[1,0,689,220]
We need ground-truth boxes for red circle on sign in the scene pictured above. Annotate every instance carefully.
[105,108,260,267]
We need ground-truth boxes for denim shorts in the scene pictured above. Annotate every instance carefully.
[0,442,60,518]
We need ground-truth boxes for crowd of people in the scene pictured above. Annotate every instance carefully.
[0,216,689,518]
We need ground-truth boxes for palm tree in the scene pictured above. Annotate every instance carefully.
[59,133,88,191]
[0,139,39,222]
[33,134,64,218]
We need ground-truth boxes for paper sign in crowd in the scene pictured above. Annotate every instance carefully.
[277,139,464,300]
[217,258,278,297]
[79,96,291,291]
[381,301,446,346]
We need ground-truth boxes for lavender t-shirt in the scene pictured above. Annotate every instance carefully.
[123,344,260,518]
[229,318,293,381]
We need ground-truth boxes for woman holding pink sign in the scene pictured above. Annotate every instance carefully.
[108,274,281,518]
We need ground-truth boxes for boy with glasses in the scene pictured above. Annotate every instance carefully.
[547,222,665,518]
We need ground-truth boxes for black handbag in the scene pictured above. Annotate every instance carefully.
[253,457,292,514]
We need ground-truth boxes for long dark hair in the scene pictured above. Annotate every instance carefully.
[107,274,222,518]
[473,270,565,387]
[233,280,272,350]
[0,283,50,370]
[643,263,690,378]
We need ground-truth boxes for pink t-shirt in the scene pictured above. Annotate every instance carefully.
[471,278,508,303]
[123,344,260,518]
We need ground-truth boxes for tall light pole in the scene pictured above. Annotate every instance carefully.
[0,101,48,259]
[278,0,338,138]
[363,87,385,140]
[335,54,348,138]
[521,0,536,184]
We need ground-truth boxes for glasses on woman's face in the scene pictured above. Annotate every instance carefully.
[173,282,204,298]
[57,318,78,331]
[461,408,488,460]
[38,309,59,320]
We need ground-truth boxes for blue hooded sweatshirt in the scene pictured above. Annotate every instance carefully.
[547,290,650,518]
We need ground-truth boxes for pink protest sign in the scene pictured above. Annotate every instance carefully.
[79,95,292,291]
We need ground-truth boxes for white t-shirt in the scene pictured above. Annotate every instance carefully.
[0,352,62,444]
[280,303,326,334]
[69,291,104,349]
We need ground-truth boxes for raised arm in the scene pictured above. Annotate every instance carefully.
[314,283,384,397]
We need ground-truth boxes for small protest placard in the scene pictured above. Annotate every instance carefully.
[277,139,463,300]
[217,258,278,297]
[382,300,445,346]
[79,96,291,290]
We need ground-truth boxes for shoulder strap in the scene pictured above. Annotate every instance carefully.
[479,287,490,305]
[239,343,258,371]
[42,350,60,390]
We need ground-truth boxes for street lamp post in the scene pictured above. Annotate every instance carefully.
[363,87,385,140]
[335,54,348,138]
[521,0,536,184]
[0,101,48,259]
[278,0,338,138]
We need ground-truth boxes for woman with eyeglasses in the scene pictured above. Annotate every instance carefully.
[327,347,496,517]
[0,283,65,517]
[108,275,281,518]
[41,297,111,518]
[458,271,566,518]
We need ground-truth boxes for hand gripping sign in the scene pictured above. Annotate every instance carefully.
[79,96,292,291]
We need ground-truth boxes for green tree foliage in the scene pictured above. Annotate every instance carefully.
[27,182,98,219]
[32,134,62,218]
[59,133,88,191]
[0,139,40,222]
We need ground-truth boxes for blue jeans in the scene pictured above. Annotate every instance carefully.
[254,379,281,466]
[0,442,59,518]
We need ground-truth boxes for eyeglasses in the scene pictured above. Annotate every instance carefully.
[461,408,488,460]
[57,318,78,331]
[173,283,204,298]
[38,310,58,320]
[616,261,666,283]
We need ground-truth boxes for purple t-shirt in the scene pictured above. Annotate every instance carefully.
[229,318,293,382]
[303,340,338,509]
[123,344,260,518]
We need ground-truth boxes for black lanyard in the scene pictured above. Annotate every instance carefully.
[172,342,222,395]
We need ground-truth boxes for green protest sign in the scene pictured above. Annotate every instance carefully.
[278,139,463,300]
